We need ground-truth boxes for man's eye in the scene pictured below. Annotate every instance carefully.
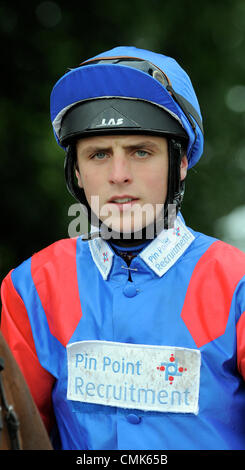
[92,152,107,160]
[136,150,148,157]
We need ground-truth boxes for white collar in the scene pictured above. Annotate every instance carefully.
[87,216,195,280]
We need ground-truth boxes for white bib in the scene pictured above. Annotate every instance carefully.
[67,341,201,414]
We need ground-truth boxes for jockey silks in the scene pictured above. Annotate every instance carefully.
[1,216,245,450]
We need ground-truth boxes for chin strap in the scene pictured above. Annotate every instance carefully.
[164,138,185,229]
[64,145,85,203]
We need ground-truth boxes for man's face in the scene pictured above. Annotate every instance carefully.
[75,134,187,236]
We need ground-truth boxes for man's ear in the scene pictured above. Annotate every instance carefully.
[75,167,83,189]
[180,156,188,181]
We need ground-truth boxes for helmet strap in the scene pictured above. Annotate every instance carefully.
[65,144,86,203]
[164,138,185,229]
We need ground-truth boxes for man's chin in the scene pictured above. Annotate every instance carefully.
[99,217,164,241]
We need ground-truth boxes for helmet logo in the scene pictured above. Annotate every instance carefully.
[88,106,139,130]
[97,117,124,127]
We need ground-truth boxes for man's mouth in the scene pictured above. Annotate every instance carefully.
[107,196,140,212]
[110,198,136,204]
[108,196,139,204]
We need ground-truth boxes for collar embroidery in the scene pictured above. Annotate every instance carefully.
[139,217,194,276]
[88,216,195,280]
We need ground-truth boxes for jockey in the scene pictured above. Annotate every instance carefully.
[1,46,245,450]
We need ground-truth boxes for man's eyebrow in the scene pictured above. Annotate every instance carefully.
[78,145,113,155]
[122,141,160,151]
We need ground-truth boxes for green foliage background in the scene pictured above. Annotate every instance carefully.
[1,0,245,283]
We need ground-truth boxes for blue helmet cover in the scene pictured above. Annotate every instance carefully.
[50,46,204,168]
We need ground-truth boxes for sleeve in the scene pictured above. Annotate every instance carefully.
[0,270,55,433]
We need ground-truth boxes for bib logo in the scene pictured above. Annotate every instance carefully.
[97,117,124,127]
[67,341,201,414]
[157,353,187,385]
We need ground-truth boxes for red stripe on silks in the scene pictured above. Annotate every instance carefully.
[181,241,245,348]
[236,311,245,379]
[1,271,37,356]
[1,271,55,432]
[31,238,82,346]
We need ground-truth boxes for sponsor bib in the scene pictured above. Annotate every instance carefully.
[67,341,201,414]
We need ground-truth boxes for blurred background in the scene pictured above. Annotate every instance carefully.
[1,0,245,285]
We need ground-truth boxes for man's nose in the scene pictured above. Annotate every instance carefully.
[108,154,133,185]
